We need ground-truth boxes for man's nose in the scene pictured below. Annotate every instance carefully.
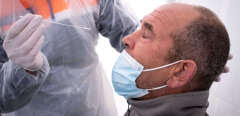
[122,34,135,50]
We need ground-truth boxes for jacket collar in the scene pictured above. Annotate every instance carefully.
[127,90,209,116]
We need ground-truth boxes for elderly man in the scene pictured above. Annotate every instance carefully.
[112,3,230,116]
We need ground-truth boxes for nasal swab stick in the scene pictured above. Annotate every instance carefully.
[43,20,91,30]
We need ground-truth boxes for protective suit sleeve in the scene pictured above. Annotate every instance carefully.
[0,38,50,113]
[0,38,8,63]
[96,0,139,52]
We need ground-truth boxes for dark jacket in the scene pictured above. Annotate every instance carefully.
[125,91,209,116]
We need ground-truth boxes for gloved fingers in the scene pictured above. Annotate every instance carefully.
[13,55,34,67]
[3,14,34,53]
[6,14,34,39]
[13,51,43,71]
[14,35,43,61]
[20,24,44,55]
[25,52,44,71]
[7,35,43,62]
[16,15,43,45]
[28,36,44,58]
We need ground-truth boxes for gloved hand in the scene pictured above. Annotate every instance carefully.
[3,14,45,71]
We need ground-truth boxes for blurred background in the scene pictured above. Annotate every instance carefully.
[96,0,240,116]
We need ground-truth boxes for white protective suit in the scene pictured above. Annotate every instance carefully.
[0,0,138,115]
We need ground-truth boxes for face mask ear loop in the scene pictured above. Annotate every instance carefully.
[146,85,168,91]
[142,60,184,72]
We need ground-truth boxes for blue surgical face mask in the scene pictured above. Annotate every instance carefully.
[112,50,183,99]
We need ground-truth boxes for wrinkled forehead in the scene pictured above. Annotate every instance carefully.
[141,7,178,37]
[142,3,199,33]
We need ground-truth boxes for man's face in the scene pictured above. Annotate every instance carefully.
[122,3,199,89]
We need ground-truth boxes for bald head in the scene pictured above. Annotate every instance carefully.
[151,3,200,33]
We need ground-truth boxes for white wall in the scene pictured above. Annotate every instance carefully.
[96,0,240,115]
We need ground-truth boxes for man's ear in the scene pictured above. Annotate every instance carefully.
[167,60,197,88]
